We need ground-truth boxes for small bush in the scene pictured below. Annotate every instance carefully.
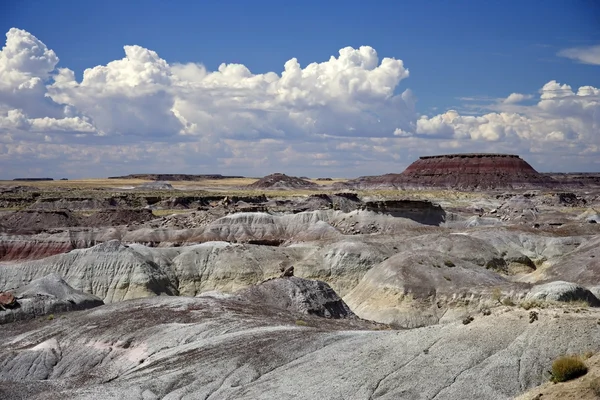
[520,300,544,310]
[501,298,515,306]
[491,288,502,303]
[47,314,54,321]
[550,355,588,383]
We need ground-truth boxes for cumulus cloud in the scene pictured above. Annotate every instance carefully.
[558,44,600,65]
[415,81,600,158]
[503,93,533,104]
[0,27,599,178]
[170,45,414,140]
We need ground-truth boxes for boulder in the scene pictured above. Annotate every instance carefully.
[525,281,600,306]
[0,292,16,309]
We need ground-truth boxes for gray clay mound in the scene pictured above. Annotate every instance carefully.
[237,277,355,318]
[1,273,104,323]
[247,173,318,189]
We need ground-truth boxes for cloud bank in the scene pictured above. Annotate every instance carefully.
[0,28,599,178]
[558,44,600,66]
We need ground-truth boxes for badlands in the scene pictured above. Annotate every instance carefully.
[1,154,600,399]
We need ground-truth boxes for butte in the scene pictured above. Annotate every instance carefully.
[345,153,556,190]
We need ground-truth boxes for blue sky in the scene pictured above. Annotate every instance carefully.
[0,0,599,178]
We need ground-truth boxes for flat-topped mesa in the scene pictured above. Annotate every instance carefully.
[404,154,535,175]
[400,153,553,189]
[340,153,557,190]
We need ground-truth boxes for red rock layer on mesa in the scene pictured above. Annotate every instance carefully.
[342,154,556,190]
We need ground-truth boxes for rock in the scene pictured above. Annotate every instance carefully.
[529,311,539,323]
[0,292,16,309]
[279,265,295,277]
[1,273,103,323]
[237,277,355,319]
[363,199,446,226]
[525,281,600,306]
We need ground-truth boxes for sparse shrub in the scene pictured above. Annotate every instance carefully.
[491,288,502,303]
[520,300,544,310]
[502,298,515,306]
[462,316,474,325]
[444,260,456,268]
[295,319,308,326]
[47,314,54,321]
[550,355,588,383]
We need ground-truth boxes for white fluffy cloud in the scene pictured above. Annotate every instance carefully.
[558,44,600,66]
[0,28,599,178]
[503,93,533,104]
[413,80,600,163]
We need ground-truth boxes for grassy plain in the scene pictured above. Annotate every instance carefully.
[0,178,487,208]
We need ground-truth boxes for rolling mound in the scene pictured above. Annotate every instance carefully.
[345,154,557,190]
[247,173,318,189]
